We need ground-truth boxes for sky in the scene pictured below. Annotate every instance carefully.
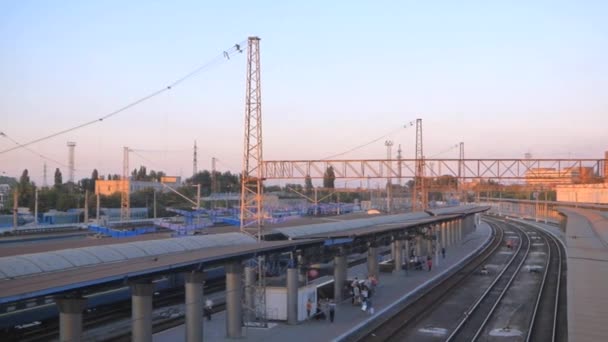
[1,1,607,186]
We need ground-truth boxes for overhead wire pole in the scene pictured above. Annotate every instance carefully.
[240,36,267,328]
[459,142,465,203]
[240,36,264,238]
[385,140,393,213]
[412,118,427,211]
[193,140,198,177]
[121,147,130,221]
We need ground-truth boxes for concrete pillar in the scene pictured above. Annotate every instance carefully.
[244,266,256,323]
[441,222,447,248]
[393,240,402,273]
[449,221,455,245]
[287,266,299,325]
[56,297,86,342]
[426,238,432,257]
[185,271,204,342]
[334,254,347,302]
[458,219,462,241]
[131,282,154,342]
[226,262,243,338]
[367,246,378,278]
[415,236,422,256]
[405,239,410,259]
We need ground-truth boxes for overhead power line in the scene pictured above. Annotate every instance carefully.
[321,121,415,160]
[0,131,71,169]
[0,40,247,155]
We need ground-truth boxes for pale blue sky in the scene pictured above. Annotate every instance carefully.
[1,1,607,185]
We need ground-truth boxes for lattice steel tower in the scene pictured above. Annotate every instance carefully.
[240,36,264,236]
[121,146,130,221]
[240,36,268,329]
[67,142,76,183]
[385,140,393,213]
[412,119,427,211]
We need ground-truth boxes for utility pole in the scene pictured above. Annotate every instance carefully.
[67,142,76,184]
[13,190,18,230]
[459,142,465,203]
[121,146,130,221]
[34,188,38,225]
[240,36,267,328]
[193,140,198,177]
[153,191,157,219]
[240,36,264,237]
[385,140,393,213]
[84,190,89,224]
[211,157,218,193]
[412,118,427,211]
[96,192,100,224]
[43,162,48,188]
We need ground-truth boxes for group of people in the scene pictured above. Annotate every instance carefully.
[306,298,337,322]
[349,275,378,315]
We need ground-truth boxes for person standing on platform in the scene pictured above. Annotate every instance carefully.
[441,247,446,259]
[329,300,336,323]
[306,298,313,318]
[427,256,433,271]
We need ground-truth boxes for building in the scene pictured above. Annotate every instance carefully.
[525,167,595,187]
[0,184,10,210]
[95,177,182,196]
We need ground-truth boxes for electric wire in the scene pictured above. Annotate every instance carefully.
[0,40,247,155]
[320,121,415,160]
[0,131,72,169]
[429,144,459,158]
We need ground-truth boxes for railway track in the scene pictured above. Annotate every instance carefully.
[359,217,567,342]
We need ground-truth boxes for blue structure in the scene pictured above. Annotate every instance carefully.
[88,224,156,238]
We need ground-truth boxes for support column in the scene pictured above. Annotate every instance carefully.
[367,246,378,278]
[185,271,204,342]
[56,297,86,342]
[131,282,154,342]
[415,236,422,257]
[287,266,299,325]
[393,239,402,273]
[244,266,256,323]
[449,221,455,245]
[458,219,462,241]
[334,254,347,302]
[426,238,432,257]
[225,262,243,338]
[441,222,447,248]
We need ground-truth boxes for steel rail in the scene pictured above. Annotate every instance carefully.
[446,220,530,341]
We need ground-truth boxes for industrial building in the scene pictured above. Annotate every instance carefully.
[95,177,182,196]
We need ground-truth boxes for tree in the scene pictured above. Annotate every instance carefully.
[18,169,33,208]
[305,174,313,196]
[323,166,335,188]
[54,168,63,187]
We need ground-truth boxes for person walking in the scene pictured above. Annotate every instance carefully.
[427,257,433,272]
[204,298,213,321]
[329,300,336,323]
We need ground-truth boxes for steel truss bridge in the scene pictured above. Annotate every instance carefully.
[263,158,606,180]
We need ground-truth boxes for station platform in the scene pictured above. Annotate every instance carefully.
[153,222,492,341]
[558,208,608,342]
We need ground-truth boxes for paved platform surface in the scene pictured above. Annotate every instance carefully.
[153,222,492,341]
[558,208,608,342]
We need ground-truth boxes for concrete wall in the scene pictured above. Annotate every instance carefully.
[556,183,608,204]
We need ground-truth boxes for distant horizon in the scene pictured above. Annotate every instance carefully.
[2,1,607,186]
